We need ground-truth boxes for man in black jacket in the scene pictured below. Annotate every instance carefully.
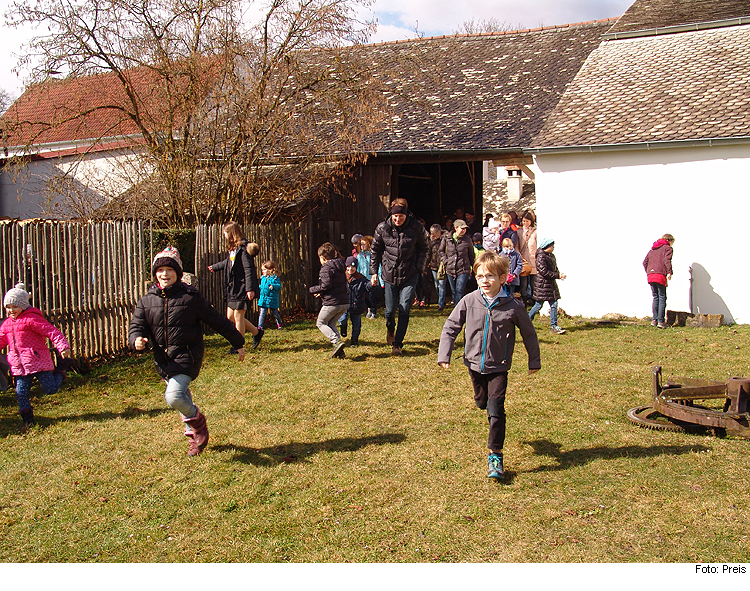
[369,199,429,355]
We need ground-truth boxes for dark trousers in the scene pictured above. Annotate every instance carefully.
[469,369,508,451]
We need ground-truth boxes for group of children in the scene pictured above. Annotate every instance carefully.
[0,216,572,482]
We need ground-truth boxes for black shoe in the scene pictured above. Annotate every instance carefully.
[340,324,347,337]
[331,341,346,358]
[251,328,265,350]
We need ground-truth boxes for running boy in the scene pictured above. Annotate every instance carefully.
[338,256,371,346]
[438,251,540,481]
[309,242,349,358]
[129,247,246,456]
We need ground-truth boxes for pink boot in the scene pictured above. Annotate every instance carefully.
[183,408,209,456]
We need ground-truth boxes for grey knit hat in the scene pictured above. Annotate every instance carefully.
[4,283,30,310]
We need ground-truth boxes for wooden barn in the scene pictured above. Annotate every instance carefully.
[304,19,613,255]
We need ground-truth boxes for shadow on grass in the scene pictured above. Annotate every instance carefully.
[213,432,407,466]
[0,406,170,438]
[522,438,710,472]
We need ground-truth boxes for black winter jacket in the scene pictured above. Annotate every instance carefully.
[129,282,244,380]
[347,272,371,315]
[370,213,429,286]
[439,233,475,277]
[309,257,349,306]
[425,235,444,271]
[532,249,561,302]
[211,239,259,302]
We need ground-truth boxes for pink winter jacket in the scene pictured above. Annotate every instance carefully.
[0,307,71,376]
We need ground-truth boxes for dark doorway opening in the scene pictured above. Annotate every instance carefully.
[393,161,482,229]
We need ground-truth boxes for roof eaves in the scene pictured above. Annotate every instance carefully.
[526,136,750,155]
[601,16,750,40]
[1,133,145,159]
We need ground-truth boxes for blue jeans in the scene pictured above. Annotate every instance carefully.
[258,307,282,329]
[164,373,197,419]
[384,275,419,348]
[14,371,63,413]
[447,273,471,305]
[529,300,559,327]
[339,312,363,343]
[368,284,383,315]
[431,270,447,308]
[650,282,667,323]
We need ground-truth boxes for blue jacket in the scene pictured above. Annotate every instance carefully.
[258,274,281,309]
[502,249,523,287]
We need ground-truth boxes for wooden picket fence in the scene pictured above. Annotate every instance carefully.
[0,219,307,363]
[195,222,307,317]
[0,220,147,360]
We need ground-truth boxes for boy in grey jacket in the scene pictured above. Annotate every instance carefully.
[438,251,540,481]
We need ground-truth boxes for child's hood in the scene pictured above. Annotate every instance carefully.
[652,238,671,250]
[326,257,346,273]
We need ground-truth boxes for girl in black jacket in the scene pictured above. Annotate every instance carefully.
[209,222,264,351]
[129,247,245,456]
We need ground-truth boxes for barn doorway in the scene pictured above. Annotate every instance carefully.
[393,161,482,229]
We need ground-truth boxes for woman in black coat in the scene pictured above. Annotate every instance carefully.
[209,222,264,351]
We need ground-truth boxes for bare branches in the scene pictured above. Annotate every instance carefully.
[4,0,385,225]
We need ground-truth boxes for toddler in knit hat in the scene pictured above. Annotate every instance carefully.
[3,283,31,311]
[1,283,72,431]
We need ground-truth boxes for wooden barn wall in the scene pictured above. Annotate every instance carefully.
[300,164,392,309]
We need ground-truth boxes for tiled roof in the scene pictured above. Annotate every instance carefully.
[2,20,613,155]
[606,0,750,35]
[0,63,216,150]
[531,23,750,148]
[364,20,613,153]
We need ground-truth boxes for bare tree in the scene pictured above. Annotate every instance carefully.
[0,88,14,114]
[3,0,390,226]
[454,18,522,35]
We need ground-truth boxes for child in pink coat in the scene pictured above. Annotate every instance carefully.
[0,283,71,431]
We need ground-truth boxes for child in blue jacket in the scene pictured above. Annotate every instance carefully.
[258,260,283,330]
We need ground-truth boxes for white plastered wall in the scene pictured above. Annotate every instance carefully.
[0,148,149,219]
[533,144,750,324]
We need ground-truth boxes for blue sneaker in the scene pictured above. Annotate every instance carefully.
[487,453,504,480]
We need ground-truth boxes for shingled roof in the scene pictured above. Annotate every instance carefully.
[531,0,750,150]
[2,19,613,158]
[364,20,613,154]
[0,61,219,156]
[605,0,750,36]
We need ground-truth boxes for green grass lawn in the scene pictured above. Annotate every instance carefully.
[0,308,748,562]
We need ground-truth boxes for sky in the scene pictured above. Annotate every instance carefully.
[0,0,634,99]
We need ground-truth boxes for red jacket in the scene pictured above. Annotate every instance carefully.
[643,239,673,285]
[0,307,71,376]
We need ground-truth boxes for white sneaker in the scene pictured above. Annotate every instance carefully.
[550,326,566,335]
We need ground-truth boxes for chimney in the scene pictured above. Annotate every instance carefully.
[506,167,523,203]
